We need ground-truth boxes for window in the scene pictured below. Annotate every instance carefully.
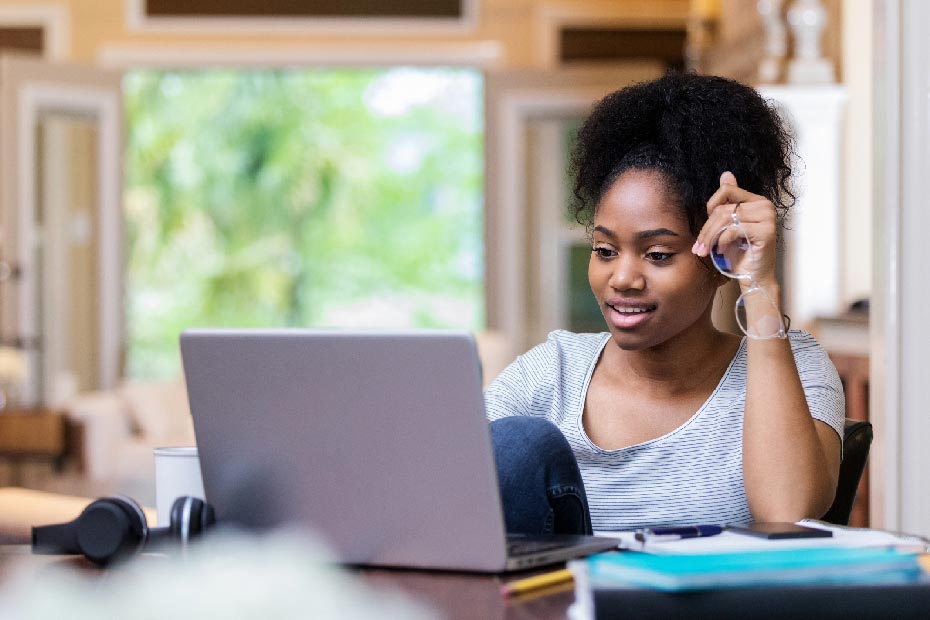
[124,68,483,378]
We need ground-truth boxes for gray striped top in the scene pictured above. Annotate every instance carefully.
[484,330,845,532]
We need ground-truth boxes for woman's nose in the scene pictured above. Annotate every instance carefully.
[608,256,645,291]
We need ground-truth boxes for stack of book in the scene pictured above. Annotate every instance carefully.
[576,547,921,593]
[568,524,930,620]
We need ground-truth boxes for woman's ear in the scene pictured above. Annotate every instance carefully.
[711,280,743,335]
[697,252,728,287]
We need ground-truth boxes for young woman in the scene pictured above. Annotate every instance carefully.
[485,73,845,534]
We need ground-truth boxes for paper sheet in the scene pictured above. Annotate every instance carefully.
[594,520,930,555]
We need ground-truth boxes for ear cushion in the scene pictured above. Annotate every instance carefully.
[76,497,147,565]
[201,502,216,530]
[169,496,215,543]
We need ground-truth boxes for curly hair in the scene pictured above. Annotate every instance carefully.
[570,72,796,235]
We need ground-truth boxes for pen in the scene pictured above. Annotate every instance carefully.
[500,568,574,597]
[635,525,724,543]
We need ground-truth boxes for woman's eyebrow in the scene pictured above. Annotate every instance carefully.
[638,228,679,239]
[593,226,681,240]
[593,225,616,239]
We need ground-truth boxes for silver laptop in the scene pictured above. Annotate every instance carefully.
[180,328,617,572]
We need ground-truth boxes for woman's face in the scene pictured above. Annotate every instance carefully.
[588,168,720,351]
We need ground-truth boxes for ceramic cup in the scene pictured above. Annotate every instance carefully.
[153,446,205,526]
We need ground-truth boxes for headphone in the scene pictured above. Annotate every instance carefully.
[32,495,215,566]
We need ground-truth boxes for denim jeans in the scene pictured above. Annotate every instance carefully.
[490,416,593,535]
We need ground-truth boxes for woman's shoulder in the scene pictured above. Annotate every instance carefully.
[787,329,828,351]
[484,330,607,416]
[511,330,608,378]
[726,329,832,369]
[786,329,842,377]
[726,329,827,352]
[545,329,611,348]
[542,330,610,362]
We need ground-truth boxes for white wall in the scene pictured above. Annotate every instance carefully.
[872,0,930,536]
[841,1,872,306]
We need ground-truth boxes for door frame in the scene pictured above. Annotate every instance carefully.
[0,56,122,404]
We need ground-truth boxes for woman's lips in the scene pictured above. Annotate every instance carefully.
[606,302,656,329]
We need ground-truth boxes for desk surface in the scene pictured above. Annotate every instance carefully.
[5,544,930,620]
[0,488,574,618]
[0,545,573,620]
[359,566,573,619]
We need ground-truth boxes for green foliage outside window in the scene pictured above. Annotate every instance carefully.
[124,69,484,379]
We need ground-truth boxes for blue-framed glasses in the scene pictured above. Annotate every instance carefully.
[710,213,787,340]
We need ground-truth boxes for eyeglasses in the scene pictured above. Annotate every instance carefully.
[709,213,787,340]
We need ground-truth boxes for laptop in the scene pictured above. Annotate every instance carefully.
[180,328,618,572]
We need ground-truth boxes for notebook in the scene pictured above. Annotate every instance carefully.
[579,546,923,592]
[180,328,617,572]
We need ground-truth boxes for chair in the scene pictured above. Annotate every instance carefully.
[820,419,873,525]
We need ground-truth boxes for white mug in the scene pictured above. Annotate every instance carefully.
[153,446,205,526]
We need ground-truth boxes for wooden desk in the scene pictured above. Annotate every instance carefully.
[4,545,930,619]
[0,488,571,619]
[360,567,573,619]
[0,545,573,619]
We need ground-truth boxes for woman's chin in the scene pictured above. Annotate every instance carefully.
[606,329,656,351]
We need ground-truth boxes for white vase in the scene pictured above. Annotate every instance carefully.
[758,0,787,83]
[786,0,836,83]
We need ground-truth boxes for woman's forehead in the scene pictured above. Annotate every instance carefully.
[594,169,689,234]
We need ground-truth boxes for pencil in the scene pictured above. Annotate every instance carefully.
[500,568,574,596]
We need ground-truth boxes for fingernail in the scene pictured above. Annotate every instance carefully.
[695,242,707,256]
[692,241,700,255]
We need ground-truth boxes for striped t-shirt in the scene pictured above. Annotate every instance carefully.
[484,329,845,532]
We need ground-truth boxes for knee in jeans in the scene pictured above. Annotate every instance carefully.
[491,417,577,483]
[491,416,563,445]
[550,493,588,535]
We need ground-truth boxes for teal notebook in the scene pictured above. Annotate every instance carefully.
[587,547,923,592]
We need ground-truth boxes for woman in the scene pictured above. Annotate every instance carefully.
[485,72,844,534]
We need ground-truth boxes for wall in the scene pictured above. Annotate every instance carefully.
[841,1,872,306]
[0,0,689,69]
[873,0,930,538]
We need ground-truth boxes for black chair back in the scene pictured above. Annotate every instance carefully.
[821,419,873,525]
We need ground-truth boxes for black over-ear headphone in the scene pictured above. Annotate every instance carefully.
[32,495,215,566]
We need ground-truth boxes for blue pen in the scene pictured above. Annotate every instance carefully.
[635,525,724,543]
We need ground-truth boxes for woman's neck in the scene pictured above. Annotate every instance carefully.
[601,322,741,397]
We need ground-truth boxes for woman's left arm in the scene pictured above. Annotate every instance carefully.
[694,172,841,521]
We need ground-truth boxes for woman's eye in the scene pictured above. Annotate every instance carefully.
[646,251,674,263]
[592,246,616,259]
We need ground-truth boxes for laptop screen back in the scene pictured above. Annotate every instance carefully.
[180,329,510,571]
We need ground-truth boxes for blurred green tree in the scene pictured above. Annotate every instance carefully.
[124,69,484,378]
